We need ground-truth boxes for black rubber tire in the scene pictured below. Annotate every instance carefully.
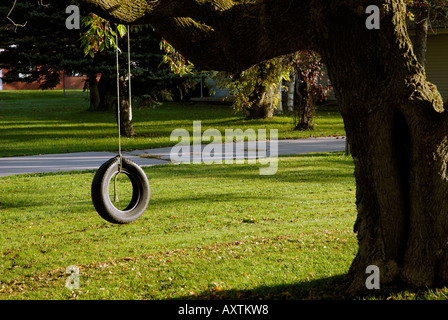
[91,156,150,224]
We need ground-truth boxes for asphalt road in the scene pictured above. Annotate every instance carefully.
[0,137,346,177]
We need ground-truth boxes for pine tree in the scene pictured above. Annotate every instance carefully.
[0,1,178,114]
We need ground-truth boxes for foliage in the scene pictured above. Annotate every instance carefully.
[79,13,172,71]
[405,0,448,24]
[0,1,145,92]
[80,14,118,57]
[159,39,195,77]
[215,57,290,113]
[0,1,194,103]
[287,50,332,130]
[155,29,331,118]
[290,50,332,102]
[80,14,201,102]
[0,0,85,89]
[79,14,147,58]
[212,51,331,120]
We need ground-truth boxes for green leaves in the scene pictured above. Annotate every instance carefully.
[116,24,127,38]
[404,0,448,24]
[159,39,194,77]
[80,13,152,58]
[79,13,194,81]
[80,14,135,58]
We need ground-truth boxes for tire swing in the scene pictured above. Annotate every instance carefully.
[91,27,150,224]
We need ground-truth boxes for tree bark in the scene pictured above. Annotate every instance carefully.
[77,0,448,292]
[78,0,314,72]
[294,72,316,130]
[93,73,136,136]
[88,73,101,111]
[117,76,136,137]
[245,85,277,119]
[97,74,116,111]
[118,98,136,137]
[244,61,282,119]
[316,1,447,291]
[413,6,429,69]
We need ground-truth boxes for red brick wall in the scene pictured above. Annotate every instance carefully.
[1,69,87,90]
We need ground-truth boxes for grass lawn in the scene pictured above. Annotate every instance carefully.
[0,90,346,157]
[3,90,443,301]
[0,153,358,300]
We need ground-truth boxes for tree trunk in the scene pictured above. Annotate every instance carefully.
[116,76,136,137]
[116,99,136,137]
[281,71,295,114]
[317,1,447,292]
[294,75,316,130]
[286,73,295,113]
[88,73,100,111]
[88,74,135,137]
[245,83,278,119]
[97,74,116,111]
[244,61,283,120]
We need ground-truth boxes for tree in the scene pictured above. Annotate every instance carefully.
[407,0,448,68]
[241,60,284,119]
[82,17,205,106]
[216,57,287,119]
[0,1,78,89]
[1,1,142,136]
[80,18,139,135]
[0,0,127,112]
[158,22,330,123]
[161,38,288,120]
[77,0,448,292]
[217,52,330,122]
[1,1,199,136]
[289,50,331,130]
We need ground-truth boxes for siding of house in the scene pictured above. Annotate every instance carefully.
[425,33,448,102]
[320,32,448,103]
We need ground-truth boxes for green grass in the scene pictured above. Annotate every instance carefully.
[0,90,345,157]
[2,90,448,301]
[0,153,359,299]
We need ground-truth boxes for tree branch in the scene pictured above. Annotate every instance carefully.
[77,0,158,23]
[7,0,27,31]
[77,0,316,72]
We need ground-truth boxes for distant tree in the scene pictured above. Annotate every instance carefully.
[289,51,332,130]
[80,14,203,135]
[1,1,203,136]
[0,0,125,112]
[0,1,78,89]
[0,1,188,112]
[197,52,331,122]
[215,57,287,119]
[406,0,448,68]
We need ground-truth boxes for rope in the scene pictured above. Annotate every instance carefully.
[114,26,133,203]
[115,31,122,203]
[116,32,122,168]
[127,25,133,122]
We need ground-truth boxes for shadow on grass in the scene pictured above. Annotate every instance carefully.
[174,274,354,300]
[172,275,432,302]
